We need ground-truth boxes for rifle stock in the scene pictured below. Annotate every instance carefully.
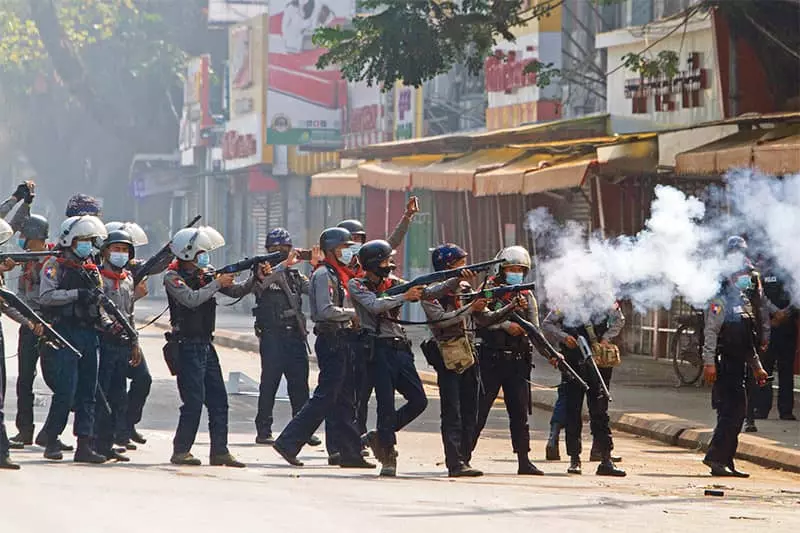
[382,258,506,297]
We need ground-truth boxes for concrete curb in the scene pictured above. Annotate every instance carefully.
[138,318,800,474]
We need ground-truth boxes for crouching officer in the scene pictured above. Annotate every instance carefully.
[8,214,52,449]
[273,228,374,469]
[38,215,113,463]
[702,262,769,477]
[349,240,431,477]
[94,229,145,461]
[251,228,319,447]
[472,246,543,476]
[164,226,253,467]
[543,303,626,477]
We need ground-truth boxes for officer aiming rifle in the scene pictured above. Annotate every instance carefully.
[132,215,202,286]
[381,258,506,297]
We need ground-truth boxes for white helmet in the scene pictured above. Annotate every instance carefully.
[169,226,225,261]
[0,218,12,246]
[58,215,107,247]
[495,245,532,272]
[105,221,149,246]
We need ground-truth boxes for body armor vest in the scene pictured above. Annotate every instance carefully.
[42,263,102,327]
[252,270,304,330]
[168,269,216,338]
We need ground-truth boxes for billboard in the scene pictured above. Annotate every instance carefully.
[178,56,211,165]
[265,0,354,150]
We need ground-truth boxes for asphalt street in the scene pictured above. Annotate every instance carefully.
[1,318,799,532]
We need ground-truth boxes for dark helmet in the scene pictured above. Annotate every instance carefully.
[102,229,136,258]
[337,219,366,239]
[65,193,101,217]
[431,243,467,272]
[319,227,354,252]
[726,235,747,253]
[266,227,292,248]
[358,240,394,272]
[20,214,49,241]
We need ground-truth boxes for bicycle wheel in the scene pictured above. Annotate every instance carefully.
[672,324,704,386]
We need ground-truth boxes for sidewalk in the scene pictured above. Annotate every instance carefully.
[135,297,800,473]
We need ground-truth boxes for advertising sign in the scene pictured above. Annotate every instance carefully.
[265,0,354,149]
[178,56,211,164]
[223,113,263,171]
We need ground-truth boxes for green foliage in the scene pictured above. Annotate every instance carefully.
[621,50,680,80]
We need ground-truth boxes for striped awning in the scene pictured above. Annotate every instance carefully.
[522,155,597,195]
[310,165,361,197]
[358,155,443,191]
[411,148,523,191]
[473,152,571,197]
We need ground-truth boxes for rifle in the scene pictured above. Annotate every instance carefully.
[381,258,506,297]
[577,336,613,401]
[0,250,62,262]
[75,268,139,345]
[509,311,589,391]
[132,215,202,286]
[458,282,537,301]
[201,252,286,283]
[0,287,82,359]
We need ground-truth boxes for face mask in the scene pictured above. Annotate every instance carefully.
[349,244,362,258]
[505,272,524,285]
[338,247,354,265]
[196,252,210,268]
[74,241,93,259]
[17,238,26,250]
[109,252,129,269]
[376,264,395,278]
[734,274,752,291]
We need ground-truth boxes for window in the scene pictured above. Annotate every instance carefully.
[661,0,690,18]
[630,0,654,27]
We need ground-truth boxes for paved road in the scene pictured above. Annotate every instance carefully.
[1,318,799,532]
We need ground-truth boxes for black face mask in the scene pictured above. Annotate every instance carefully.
[375,264,396,278]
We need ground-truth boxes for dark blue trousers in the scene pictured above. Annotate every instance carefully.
[1,326,9,457]
[275,334,361,459]
[372,341,428,447]
[95,341,131,453]
[118,352,152,440]
[14,326,40,434]
[40,326,99,440]
[255,330,309,437]
[173,341,229,457]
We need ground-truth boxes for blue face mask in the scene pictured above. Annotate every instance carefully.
[734,274,752,291]
[18,237,26,250]
[196,252,210,268]
[109,252,129,269]
[74,241,93,259]
[349,244,362,259]
[338,247,354,265]
[505,272,525,286]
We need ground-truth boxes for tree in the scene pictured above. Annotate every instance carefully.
[315,0,800,107]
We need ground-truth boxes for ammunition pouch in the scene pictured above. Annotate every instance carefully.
[162,332,180,377]
[437,336,476,374]
[591,342,621,368]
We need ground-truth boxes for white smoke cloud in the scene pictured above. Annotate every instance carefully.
[526,170,800,324]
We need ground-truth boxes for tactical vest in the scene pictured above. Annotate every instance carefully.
[762,273,791,311]
[167,269,216,338]
[477,299,531,355]
[718,290,757,359]
[252,269,304,330]
[42,262,102,327]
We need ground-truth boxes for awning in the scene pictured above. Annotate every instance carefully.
[310,165,360,197]
[411,148,523,191]
[753,134,800,175]
[522,155,597,195]
[357,155,442,191]
[473,152,570,197]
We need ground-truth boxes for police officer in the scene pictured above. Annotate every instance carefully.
[94,229,146,461]
[8,215,52,449]
[251,228,320,447]
[755,258,797,421]
[421,243,515,477]
[349,240,432,477]
[273,228,374,469]
[105,221,153,450]
[38,215,113,463]
[337,196,419,439]
[472,246,543,476]
[1,217,46,470]
[65,193,102,218]
[163,225,252,467]
[702,258,769,477]
[543,303,626,477]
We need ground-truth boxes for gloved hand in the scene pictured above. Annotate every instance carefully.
[24,189,35,204]
[13,182,30,201]
[76,289,98,306]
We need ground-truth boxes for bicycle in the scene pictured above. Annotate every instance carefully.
[671,310,705,386]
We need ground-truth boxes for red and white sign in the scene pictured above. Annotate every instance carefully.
[485,51,538,94]
[223,114,262,170]
[344,81,390,149]
[178,56,212,165]
[231,25,253,90]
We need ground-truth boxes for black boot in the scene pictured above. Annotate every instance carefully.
[545,423,561,461]
[380,446,398,477]
[517,453,544,475]
[0,455,21,470]
[743,419,758,433]
[726,460,750,478]
[73,437,107,464]
[596,455,626,477]
[36,431,73,451]
[590,445,622,463]
[567,456,582,475]
[129,428,147,445]
[361,430,386,464]
[9,427,34,447]
[102,449,131,463]
[328,453,341,466]
[448,463,483,477]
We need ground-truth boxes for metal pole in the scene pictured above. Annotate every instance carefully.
[464,190,475,255]
[595,174,607,239]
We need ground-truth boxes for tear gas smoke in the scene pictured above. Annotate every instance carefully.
[526,169,799,325]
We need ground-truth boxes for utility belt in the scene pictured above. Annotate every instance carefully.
[478,344,531,361]
[371,336,412,352]
[256,323,302,336]
[313,321,352,336]
[162,331,215,377]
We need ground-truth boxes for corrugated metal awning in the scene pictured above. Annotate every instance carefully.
[411,148,523,191]
[309,165,361,197]
[473,152,571,197]
[522,155,597,195]
[358,155,443,191]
